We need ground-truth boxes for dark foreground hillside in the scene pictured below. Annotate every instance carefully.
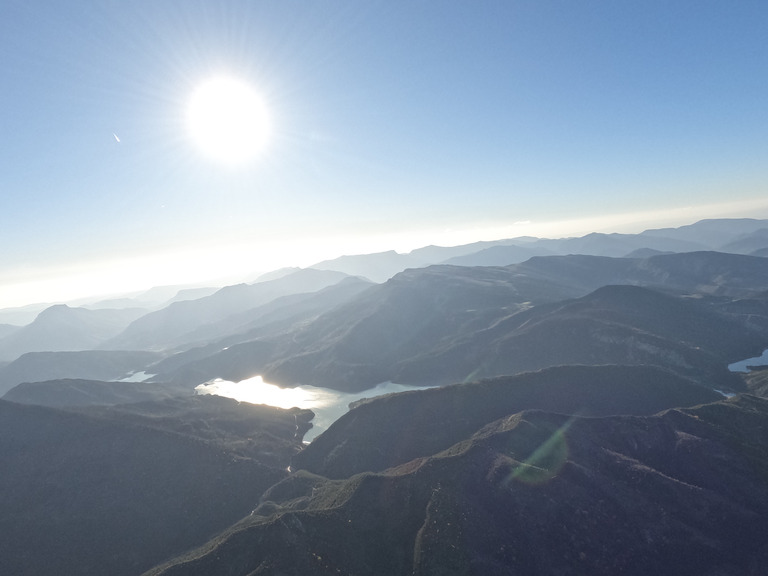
[0,396,312,576]
[146,395,768,576]
[3,377,192,407]
[293,364,723,478]
[0,350,163,397]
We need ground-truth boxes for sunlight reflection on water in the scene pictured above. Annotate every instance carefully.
[195,375,431,441]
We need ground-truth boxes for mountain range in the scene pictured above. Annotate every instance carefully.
[0,304,146,362]
[312,217,768,275]
[147,251,768,392]
[2,218,767,366]
[2,218,768,575]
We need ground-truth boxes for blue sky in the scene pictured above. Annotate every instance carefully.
[2,1,768,307]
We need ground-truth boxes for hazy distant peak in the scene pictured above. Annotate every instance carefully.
[623,247,671,258]
[641,218,768,249]
[37,303,71,316]
[0,305,147,362]
[310,251,424,283]
[32,303,104,323]
[251,267,302,283]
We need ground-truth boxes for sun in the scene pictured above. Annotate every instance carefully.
[186,76,271,164]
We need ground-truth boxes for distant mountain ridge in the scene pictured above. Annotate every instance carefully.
[0,305,146,362]
[102,268,352,351]
[310,250,427,283]
[641,217,768,247]
[5,248,764,398]
[1,218,765,367]
[151,251,768,392]
[309,218,768,278]
[152,276,374,352]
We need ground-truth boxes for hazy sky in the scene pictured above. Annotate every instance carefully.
[2,1,768,307]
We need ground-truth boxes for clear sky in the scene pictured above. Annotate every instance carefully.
[2,0,768,308]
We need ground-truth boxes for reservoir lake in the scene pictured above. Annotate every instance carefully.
[196,375,433,442]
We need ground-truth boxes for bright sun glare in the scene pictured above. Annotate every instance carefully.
[186,76,271,164]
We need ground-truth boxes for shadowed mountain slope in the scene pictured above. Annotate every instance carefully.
[392,284,762,388]
[153,252,768,391]
[104,268,350,351]
[158,275,373,352]
[154,263,578,389]
[0,349,163,396]
[628,251,768,296]
[746,368,768,397]
[0,396,311,576]
[720,228,768,255]
[2,377,192,407]
[143,278,374,383]
[145,395,768,576]
[0,304,147,362]
[78,395,314,464]
[0,324,20,338]
[261,264,578,386]
[511,250,768,298]
[292,364,723,479]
